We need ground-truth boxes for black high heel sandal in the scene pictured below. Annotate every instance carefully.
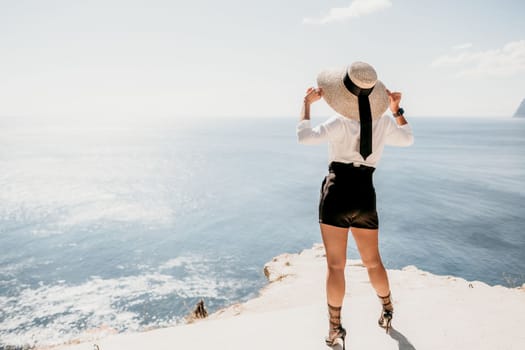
[378,292,394,333]
[325,304,346,349]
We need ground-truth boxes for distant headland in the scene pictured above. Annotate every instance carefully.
[514,98,525,118]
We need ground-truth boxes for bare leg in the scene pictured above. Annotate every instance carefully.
[351,227,394,331]
[350,227,390,297]
[320,223,349,307]
[320,223,349,343]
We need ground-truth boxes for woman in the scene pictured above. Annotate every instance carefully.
[296,61,413,349]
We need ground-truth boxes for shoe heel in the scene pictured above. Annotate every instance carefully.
[325,326,346,349]
[378,312,393,332]
[340,327,346,350]
[377,292,394,333]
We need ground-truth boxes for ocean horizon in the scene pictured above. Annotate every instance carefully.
[1,116,524,348]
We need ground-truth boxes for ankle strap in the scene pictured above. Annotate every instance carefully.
[327,303,342,325]
[328,304,342,310]
[377,292,392,306]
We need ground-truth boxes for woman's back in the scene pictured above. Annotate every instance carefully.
[297,114,413,167]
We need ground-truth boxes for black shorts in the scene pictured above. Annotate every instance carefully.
[318,161,379,229]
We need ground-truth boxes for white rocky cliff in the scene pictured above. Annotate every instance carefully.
[514,98,525,117]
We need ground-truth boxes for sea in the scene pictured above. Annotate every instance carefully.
[1,116,524,348]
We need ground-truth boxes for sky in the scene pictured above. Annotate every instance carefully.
[0,0,524,121]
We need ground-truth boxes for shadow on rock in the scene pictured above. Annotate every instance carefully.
[388,328,416,350]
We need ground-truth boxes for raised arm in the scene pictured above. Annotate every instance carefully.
[300,87,322,122]
[297,87,330,144]
[384,89,414,146]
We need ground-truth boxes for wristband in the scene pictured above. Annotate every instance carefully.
[394,107,405,117]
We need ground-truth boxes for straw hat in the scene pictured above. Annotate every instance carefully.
[317,61,389,121]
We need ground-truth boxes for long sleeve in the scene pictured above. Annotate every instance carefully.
[384,116,414,146]
[296,117,341,145]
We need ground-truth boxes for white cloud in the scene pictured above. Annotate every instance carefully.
[303,0,392,24]
[452,42,473,50]
[431,40,525,77]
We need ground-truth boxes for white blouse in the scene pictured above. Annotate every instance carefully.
[296,114,414,168]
